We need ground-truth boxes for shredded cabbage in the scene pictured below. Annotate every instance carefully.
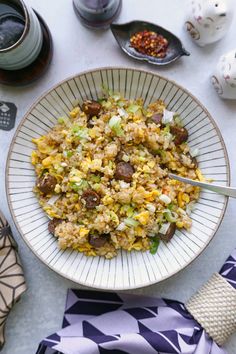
[112,94,121,101]
[159,194,172,205]
[118,108,128,118]
[47,195,61,205]
[124,217,139,227]
[162,109,175,125]
[127,104,140,114]
[159,222,171,235]
[108,115,124,136]
[146,203,156,213]
[116,222,126,231]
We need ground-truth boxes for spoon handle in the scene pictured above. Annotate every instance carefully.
[169,173,235,198]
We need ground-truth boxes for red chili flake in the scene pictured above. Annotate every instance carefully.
[130,30,169,58]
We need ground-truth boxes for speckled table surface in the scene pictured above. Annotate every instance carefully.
[1,0,236,353]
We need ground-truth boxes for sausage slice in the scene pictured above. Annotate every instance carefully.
[48,218,63,235]
[158,223,176,242]
[116,150,125,162]
[37,174,57,195]
[81,189,100,209]
[82,100,101,118]
[170,125,188,145]
[114,162,134,183]
[89,233,109,248]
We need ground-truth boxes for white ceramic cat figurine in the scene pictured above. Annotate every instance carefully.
[212,50,236,99]
[185,0,234,46]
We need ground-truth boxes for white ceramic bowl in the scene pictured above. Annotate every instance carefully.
[6,68,230,290]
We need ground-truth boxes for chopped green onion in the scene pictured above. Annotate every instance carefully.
[90,174,101,183]
[72,125,89,139]
[63,150,73,158]
[174,114,183,126]
[58,117,65,124]
[154,149,166,157]
[164,209,178,223]
[167,203,174,211]
[126,206,134,218]
[101,84,113,97]
[102,101,112,109]
[93,183,101,191]
[117,101,125,107]
[150,237,160,255]
[110,211,119,223]
[163,125,170,134]
[127,104,140,114]
[41,169,49,176]
[124,217,139,228]
[138,156,146,162]
[108,115,124,136]
[71,179,88,192]
[67,151,73,157]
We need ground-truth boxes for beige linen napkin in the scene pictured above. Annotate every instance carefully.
[0,210,26,349]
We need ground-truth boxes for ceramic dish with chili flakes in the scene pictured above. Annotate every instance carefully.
[31,91,203,259]
[111,20,190,66]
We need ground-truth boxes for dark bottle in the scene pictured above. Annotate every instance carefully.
[0,1,25,50]
[73,0,122,29]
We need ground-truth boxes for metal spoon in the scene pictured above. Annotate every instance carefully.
[169,173,235,198]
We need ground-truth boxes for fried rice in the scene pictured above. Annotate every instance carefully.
[31,92,203,259]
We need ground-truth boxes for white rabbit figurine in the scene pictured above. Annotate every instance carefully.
[212,50,236,99]
[185,0,234,46]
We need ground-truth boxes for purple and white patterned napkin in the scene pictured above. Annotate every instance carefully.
[36,250,236,354]
[219,249,236,290]
[0,211,26,349]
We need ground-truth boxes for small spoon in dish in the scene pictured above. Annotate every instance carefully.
[169,173,236,198]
